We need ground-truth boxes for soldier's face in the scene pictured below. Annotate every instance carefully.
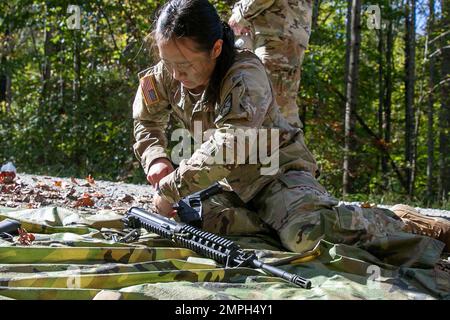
[157,37,222,92]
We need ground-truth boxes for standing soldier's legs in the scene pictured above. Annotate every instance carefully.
[251,170,446,268]
[254,37,306,128]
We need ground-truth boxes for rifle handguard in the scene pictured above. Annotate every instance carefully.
[123,207,312,289]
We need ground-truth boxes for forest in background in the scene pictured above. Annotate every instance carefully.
[0,0,449,208]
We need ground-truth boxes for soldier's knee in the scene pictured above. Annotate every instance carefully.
[278,211,324,253]
[202,208,269,235]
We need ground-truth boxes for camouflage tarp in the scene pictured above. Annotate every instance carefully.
[0,206,449,300]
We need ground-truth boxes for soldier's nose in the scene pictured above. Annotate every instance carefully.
[172,69,187,82]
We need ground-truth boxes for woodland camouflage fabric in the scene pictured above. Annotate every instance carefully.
[231,0,313,126]
[133,50,319,204]
[0,206,449,300]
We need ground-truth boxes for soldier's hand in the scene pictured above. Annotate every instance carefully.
[228,14,250,36]
[147,158,174,187]
[153,193,177,218]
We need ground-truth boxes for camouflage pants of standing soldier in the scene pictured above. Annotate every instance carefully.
[201,170,445,268]
[254,36,306,128]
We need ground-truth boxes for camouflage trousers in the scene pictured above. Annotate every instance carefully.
[254,36,306,128]
[202,170,445,268]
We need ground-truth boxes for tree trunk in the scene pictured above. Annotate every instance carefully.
[426,0,436,203]
[404,0,416,197]
[40,7,52,108]
[0,27,12,112]
[0,57,5,103]
[312,0,321,31]
[73,31,81,103]
[0,56,9,109]
[59,38,65,112]
[300,102,307,133]
[377,26,387,188]
[324,81,408,192]
[438,0,450,201]
[343,0,361,196]
[383,16,395,189]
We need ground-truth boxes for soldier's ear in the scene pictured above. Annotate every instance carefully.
[210,39,223,60]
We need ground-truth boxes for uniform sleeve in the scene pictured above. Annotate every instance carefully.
[231,0,276,25]
[158,62,274,203]
[132,62,172,175]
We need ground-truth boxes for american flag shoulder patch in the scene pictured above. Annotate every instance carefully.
[139,74,160,106]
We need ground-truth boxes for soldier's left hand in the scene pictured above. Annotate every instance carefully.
[153,193,177,218]
[228,14,250,35]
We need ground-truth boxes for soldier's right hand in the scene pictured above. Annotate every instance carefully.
[228,14,251,36]
[147,158,175,187]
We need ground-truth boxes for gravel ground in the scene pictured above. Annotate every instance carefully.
[0,172,156,214]
[1,172,449,220]
[339,202,450,219]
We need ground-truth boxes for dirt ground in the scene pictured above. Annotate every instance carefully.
[1,172,449,220]
[0,172,156,216]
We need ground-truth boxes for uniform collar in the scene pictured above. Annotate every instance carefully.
[180,85,211,114]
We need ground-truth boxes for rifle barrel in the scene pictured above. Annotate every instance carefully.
[251,259,312,289]
[124,207,312,289]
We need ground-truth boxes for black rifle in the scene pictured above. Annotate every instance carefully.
[172,181,223,228]
[123,206,312,289]
[0,218,21,241]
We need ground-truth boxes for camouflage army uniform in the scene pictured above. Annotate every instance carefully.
[133,50,444,268]
[230,0,313,127]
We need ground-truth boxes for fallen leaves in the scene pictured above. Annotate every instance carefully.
[17,228,35,245]
[91,192,105,198]
[86,174,95,185]
[0,162,16,184]
[119,194,134,203]
[0,173,154,214]
[361,202,377,209]
[63,187,77,200]
[36,182,52,191]
[0,171,16,184]
[74,194,95,208]
[1,184,16,194]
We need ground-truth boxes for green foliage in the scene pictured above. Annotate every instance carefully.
[0,0,157,182]
[0,0,447,208]
[300,0,447,207]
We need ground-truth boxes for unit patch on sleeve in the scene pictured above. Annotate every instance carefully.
[140,74,160,106]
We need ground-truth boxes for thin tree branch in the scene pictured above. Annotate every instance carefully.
[429,29,450,44]
[429,45,450,58]
[97,4,121,55]
[325,83,409,191]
